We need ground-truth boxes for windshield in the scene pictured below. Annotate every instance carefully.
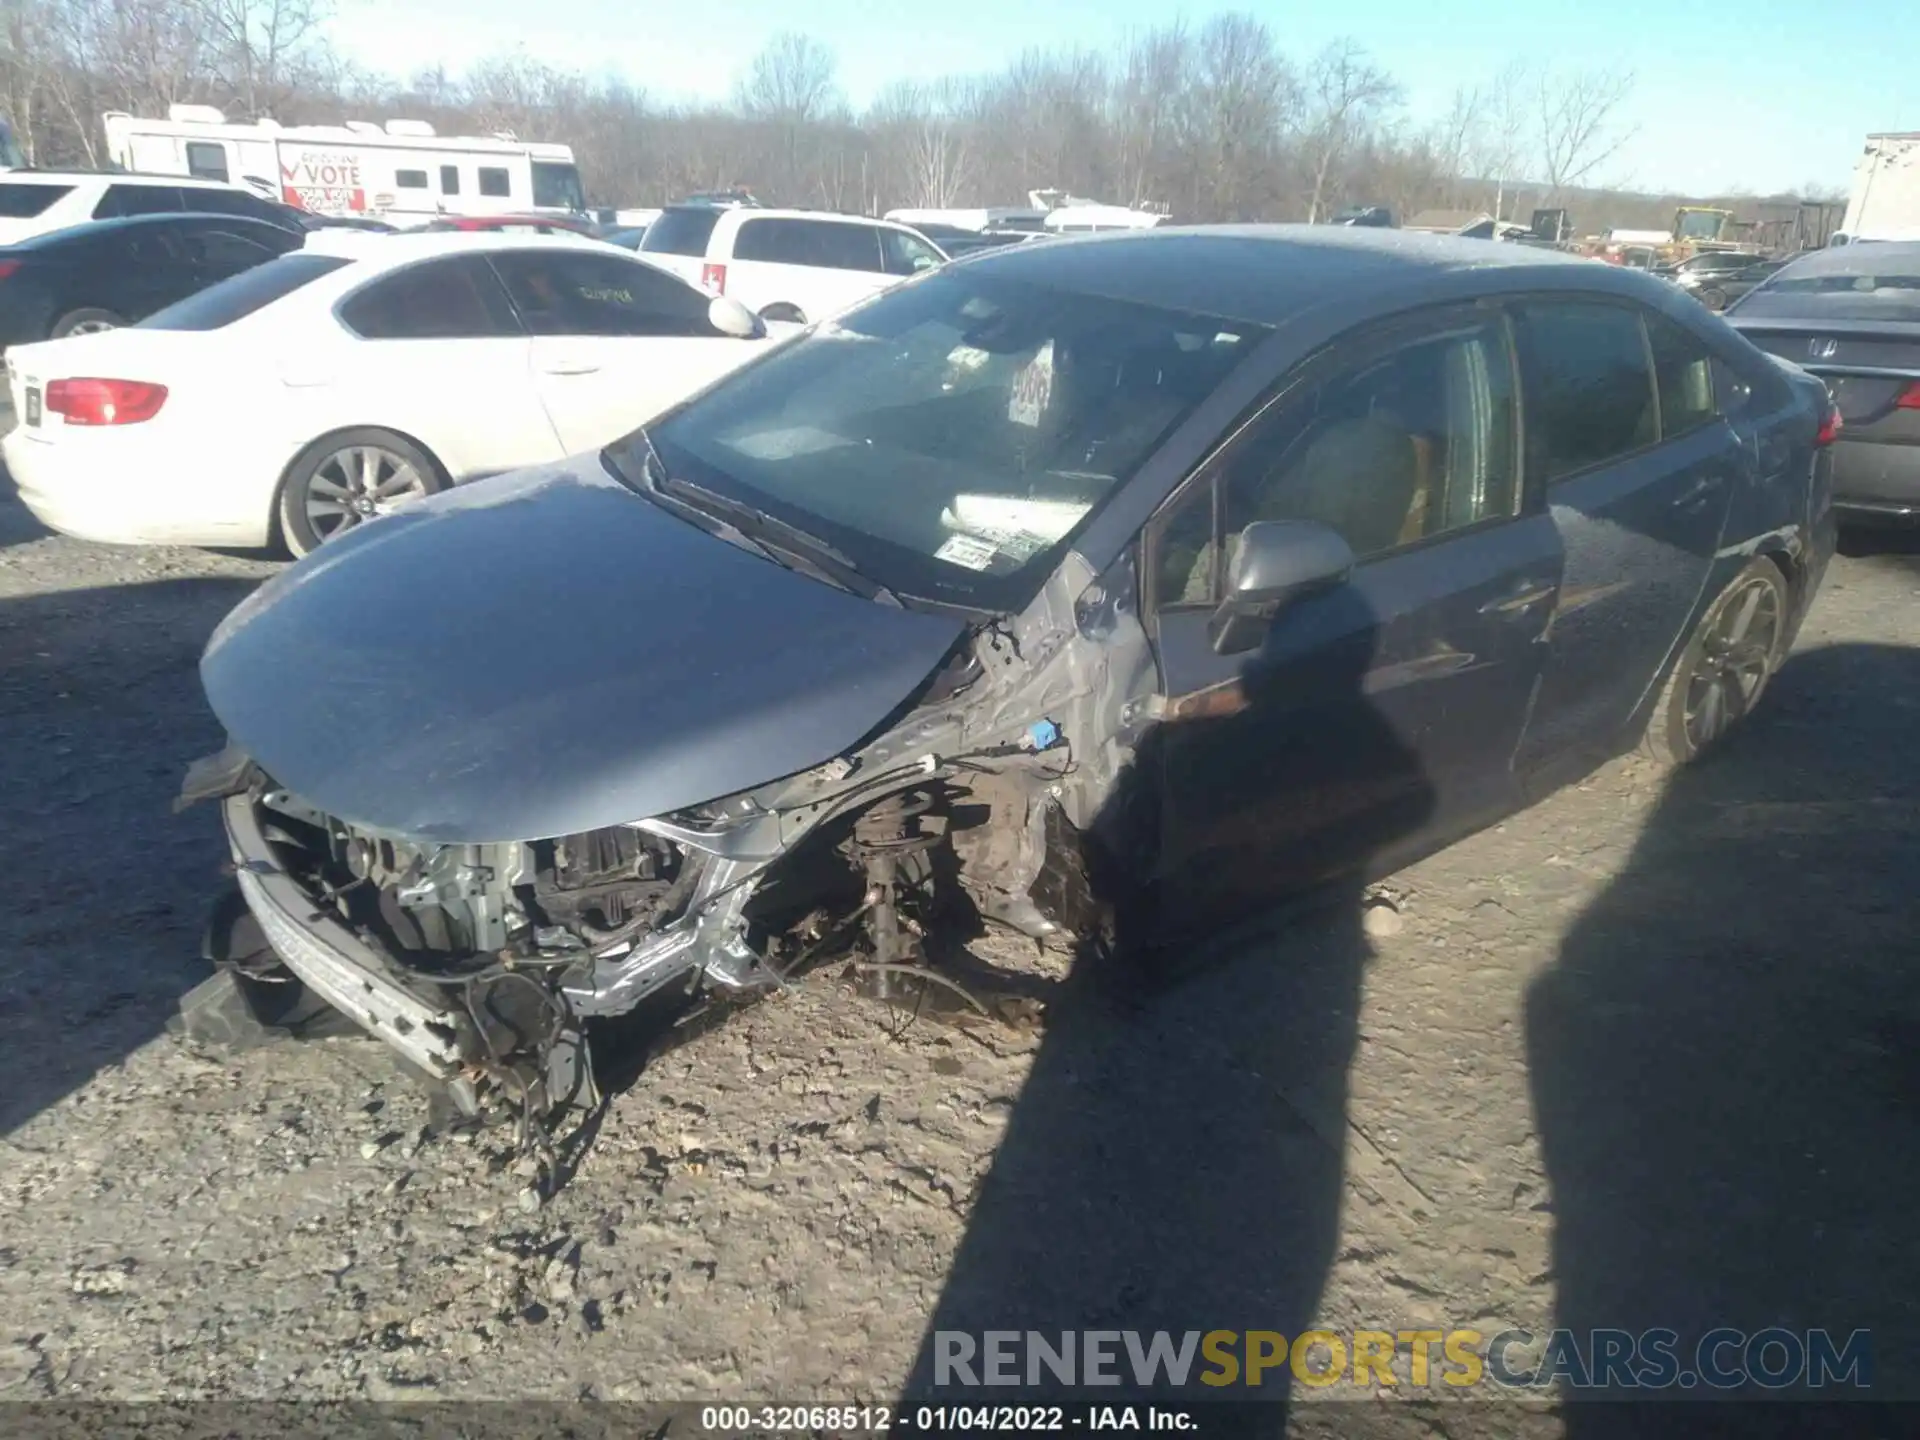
[1676,210,1728,242]
[643,270,1266,610]
[1733,259,1920,323]
[531,162,585,212]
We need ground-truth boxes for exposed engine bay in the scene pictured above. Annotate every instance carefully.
[185,550,1156,1199]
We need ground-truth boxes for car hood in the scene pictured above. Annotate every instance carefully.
[200,457,968,844]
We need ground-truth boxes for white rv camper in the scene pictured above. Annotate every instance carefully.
[101,106,585,224]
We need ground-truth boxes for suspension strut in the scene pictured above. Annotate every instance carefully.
[846,790,946,999]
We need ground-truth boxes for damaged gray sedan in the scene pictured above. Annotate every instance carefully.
[184,227,1837,1177]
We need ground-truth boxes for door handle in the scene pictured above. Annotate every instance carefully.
[538,359,600,376]
[1478,582,1556,617]
[1672,473,1726,510]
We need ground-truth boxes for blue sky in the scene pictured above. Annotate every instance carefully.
[333,0,1901,197]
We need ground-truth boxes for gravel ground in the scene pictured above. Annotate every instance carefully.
[2,438,1917,1431]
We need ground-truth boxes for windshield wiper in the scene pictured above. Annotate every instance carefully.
[607,430,902,606]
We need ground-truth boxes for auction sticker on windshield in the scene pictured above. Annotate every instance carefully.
[934,533,1000,570]
[1007,340,1055,428]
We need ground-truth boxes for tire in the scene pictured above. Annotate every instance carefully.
[1696,286,1729,312]
[1641,556,1791,766]
[759,302,806,324]
[277,428,446,557]
[49,307,125,339]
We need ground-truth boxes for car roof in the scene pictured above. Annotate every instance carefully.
[4,211,286,250]
[0,170,249,191]
[1776,240,1920,276]
[716,207,912,228]
[296,228,672,282]
[953,223,1636,325]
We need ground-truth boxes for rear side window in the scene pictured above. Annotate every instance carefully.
[178,223,293,268]
[735,218,884,272]
[138,254,353,331]
[1645,312,1718,438]
[489,250,721,338]
[440,165,460,194]
[1512,302,1657,482]
[338,255,520,340]
[640,207,721,256]
[477,167,511,198]
[0,182,72,217]
[93,183,186,219]
[396,170,428,190]
[186,142,229,182]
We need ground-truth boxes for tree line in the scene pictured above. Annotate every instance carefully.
[0,0,1838,233]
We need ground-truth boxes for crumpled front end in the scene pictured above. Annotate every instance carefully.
[207,760,774,1127]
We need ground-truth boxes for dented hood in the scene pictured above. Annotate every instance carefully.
[200,458,966,843]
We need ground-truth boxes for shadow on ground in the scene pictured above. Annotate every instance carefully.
[898,629,1918,1436]
[0,571,259,1134]
[898,579,1446,1436]
[1529,639,1920,1435]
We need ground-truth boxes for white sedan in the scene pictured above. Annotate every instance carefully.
[4,230,793,553]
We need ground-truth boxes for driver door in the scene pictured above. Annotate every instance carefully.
[488,249,763,448]
[1141,304,1561,938]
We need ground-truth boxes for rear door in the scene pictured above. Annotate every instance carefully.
[489,248,765,450]
[173,220,298,296]
[727,217,889,320]
[1508,300,1739,774]
[324,254,559,477]
[1143,303,1560,934]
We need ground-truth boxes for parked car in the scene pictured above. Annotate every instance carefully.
[909,222,1037,259]
[4,231,793,554]
[181,226,1836,1161]
[0,213,303,350]
[301,214,400,234]
[1662,251,1784,311]
[421,213,599,236]
[1725,240,1920,522]
[0,170,305,245]
[597,226,648,250]
[639,203,948,323]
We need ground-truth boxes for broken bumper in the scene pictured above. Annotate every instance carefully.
[222,793,466,1078]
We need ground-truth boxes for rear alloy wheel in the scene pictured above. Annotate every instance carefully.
[1642,556,1790,765]
[1696,285,1729,312]
[277,428,445,557]
[50,307,125,339]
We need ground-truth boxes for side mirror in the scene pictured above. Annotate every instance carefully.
[708,295,762,339]
[1206,520,1355,656]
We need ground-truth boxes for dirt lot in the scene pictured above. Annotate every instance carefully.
[1,444,1917,1431]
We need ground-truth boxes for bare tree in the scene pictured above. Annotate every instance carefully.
[1537,65,1634,201]
[1187,14,1295,220]
[868,79,974,208]
[1474,60,1533,221]
[733,31,839,125]
[1430,83,1481,209]
[1302,39,1400,222]
[199,0,330,117]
